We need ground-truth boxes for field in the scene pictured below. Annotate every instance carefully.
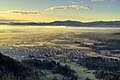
[61,62,96,80]
[0,25,120,80]
[0,25,120,46]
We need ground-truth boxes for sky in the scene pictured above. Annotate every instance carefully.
[0,0,120,22]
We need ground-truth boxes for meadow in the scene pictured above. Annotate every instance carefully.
[0,25,120,46]
[0,25,120,80]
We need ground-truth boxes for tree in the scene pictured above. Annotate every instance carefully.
[53,76,58,80]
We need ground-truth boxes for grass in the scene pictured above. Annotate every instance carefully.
[0,25,120,79]
[0,25,120,46]
[81,32,120,41]
[41,70,64,80]
[61,62,96,80]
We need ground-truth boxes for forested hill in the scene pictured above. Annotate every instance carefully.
[0,20,120,27]
[0,52,44,80]
[0,53,78,80]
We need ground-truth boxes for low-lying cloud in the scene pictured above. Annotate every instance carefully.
[0,19,24,22]
[45,5,91,11]
[91,0,116,2]
[8,10,41,15]
[71,2,77,4]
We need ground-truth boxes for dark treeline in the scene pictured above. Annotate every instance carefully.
[0,52,79,80]
[79,57,120,71]
[0,52,44,80]
[78,56,120,80]
[95,70,120,80]
[1,51,120,80]
[22,59,78,80]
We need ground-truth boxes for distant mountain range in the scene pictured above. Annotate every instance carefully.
[0,20,120,27]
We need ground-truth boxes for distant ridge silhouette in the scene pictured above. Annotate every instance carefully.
[0,20,120,27]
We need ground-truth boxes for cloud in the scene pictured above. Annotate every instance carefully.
[7,10,41,15]
[71,2,77,4]
[91,0,116,2]
[0,19,25,23]
[45,5,91,11]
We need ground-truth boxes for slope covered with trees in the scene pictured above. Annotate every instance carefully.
[0,52,44,80]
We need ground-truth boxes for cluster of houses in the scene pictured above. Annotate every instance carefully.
[75,39,120,55]
[0,46,87,66]
[92,41,120,55]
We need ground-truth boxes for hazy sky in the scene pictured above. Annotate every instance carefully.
[0,0,120,22]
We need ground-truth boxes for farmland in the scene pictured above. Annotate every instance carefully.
[0,25,120,80]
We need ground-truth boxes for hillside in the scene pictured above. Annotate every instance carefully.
[0,52,45,80]
[0,53,79,80]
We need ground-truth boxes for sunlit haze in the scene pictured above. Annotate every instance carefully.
[0,0,120,22]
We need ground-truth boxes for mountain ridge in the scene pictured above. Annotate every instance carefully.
[0,20,120,27]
